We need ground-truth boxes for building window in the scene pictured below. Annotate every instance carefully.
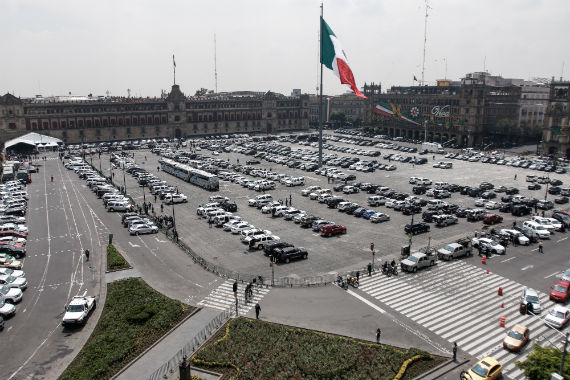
[62,131,67,138]
[174,115,180,122]
[8,123,16,129]
[126,127,131,135]
[95,129,101,136]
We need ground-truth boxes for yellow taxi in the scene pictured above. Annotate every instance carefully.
[463,357,503,380]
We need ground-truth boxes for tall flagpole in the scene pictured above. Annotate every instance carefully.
[318,2,324,168]
[173,54,176,85]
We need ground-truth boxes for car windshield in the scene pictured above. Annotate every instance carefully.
[408,256,419,263]
[0,285,9,295]
[68,304,84,312]
[526,295,539,303]
[551,310,565,319]
[554,285,567,293]
[471,363,489,377]
[507,330,523,340]
[444,245,454,251]
[1,268,13,275]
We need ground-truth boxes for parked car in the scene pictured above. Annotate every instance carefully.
[550,280,570,303]
[520,287,542,314]
[544,305,570,329]
[320,224,347,237]
[404,222,430,235]
[273,247,308,263]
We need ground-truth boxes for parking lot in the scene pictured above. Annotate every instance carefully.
[92,132,569,281]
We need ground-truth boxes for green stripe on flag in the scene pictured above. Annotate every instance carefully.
[320,17,336,70]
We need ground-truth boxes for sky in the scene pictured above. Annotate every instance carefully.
[1,0,569,98]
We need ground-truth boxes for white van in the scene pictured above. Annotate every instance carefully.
[368,196,386,206]
[434,182,449,189]
[427,200,447,210]
[248,194,272,207]
[522,221,550,239]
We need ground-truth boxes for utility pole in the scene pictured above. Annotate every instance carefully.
[214,33,218,93]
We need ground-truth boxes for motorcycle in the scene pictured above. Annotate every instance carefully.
[390,264,398,276]
[347,275,359,288]
[382,262,392,277]
[337,275,348,290]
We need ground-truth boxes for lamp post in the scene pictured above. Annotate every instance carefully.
[545,173,550,201]
[122,165,126,195]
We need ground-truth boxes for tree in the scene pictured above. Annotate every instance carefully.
[194,88,208,96]
[516,344,569,380]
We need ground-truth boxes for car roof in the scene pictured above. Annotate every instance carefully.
[478,356,501,368]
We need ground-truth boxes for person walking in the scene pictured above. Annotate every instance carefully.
[356,271,360,282]
[452,342,457,361]
[160,203,164,213]
[376,328,381,344]
[538,240,544,254]
[84,249,90,262]
[514,174,517,180]
[255,303,261,319]
[289,194,292,206]
[367,262,372,276]
[51,175,54,182]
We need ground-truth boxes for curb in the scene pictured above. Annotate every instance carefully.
[411,358,469,380]
[110,307,202,380]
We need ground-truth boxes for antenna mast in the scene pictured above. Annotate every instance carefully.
[421,0,430,86]
[214,33,218,93]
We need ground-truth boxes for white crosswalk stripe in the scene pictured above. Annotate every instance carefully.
[197,280,270,316]
[358,261,569,380]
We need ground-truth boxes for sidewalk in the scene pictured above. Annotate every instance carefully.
[115,308,223,380]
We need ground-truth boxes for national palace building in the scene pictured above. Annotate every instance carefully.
[0,84,310,146]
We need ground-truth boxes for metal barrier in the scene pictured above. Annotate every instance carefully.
[147,306,232,380]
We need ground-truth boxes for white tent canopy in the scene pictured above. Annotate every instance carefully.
[4,132,63,152]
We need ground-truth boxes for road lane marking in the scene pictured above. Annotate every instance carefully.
[545,271,560,279]
[128,241,141,248]
[500,257,516,263]
[531,248,539,252]
[346,289,385,314]
[557,237,568,243]
[521,265,534,271]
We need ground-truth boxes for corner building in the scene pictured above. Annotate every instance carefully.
[0,85,310,146]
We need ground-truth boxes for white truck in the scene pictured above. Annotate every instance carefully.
[422,142,444,153]
[400,252,437,273]
[62,294,96,327]
[437,239,473,261]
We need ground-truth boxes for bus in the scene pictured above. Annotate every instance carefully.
[159,158,219,191]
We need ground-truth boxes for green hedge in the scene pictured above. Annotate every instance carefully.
[59,278,194,380]
[106,244,129,271]
[193,318,445,380]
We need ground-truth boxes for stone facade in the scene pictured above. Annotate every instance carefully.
[542,81,570,158]
[0,85,310,146]
[362,75,521,147]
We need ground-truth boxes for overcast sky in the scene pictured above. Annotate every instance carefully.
[1,0,569,98]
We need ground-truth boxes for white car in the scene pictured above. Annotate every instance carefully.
[129,223,159,235]
[544,305,570,329]
[0,267,25,278]
[370,212,390,223]
[0,284,23,303]
[0,274,28,290]
[471,237,506,255]
[0,297,16,318]
[302,186,321,196]
[231,222,254,234]
[485,201,499,210]
[499,229,530,245]
[196,203,220,216]
[385,200,396,208]
[531,216,557,233]
[261,201,281,214]
[62,294,97,326]
[474,198,487,207]
[223,219,244,232]
[521,287,542,314]
[164,193,188,204]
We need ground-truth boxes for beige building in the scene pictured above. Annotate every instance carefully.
[0,85,310,146]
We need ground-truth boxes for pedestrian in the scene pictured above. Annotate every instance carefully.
[452,342,457,361]
[376,328,381,344]
[433,155,435,160]
[160,204,164,213]
[154,194,157,202]
[514,174,517,180]
[84,249,90,262]
[356,271,360,282]
[328,177,330,184]
[289,194,292,206]
[271,208,276,217]
[285,199,288,207]
[512,221,516,228]
[173,229,178,241]
[367,262,372,276]
[51,175,53,182]
[255,302,261,319]
[233,280,238,294]
[538,240,544,254]
[157,166,160,171]
[209,218,213,228]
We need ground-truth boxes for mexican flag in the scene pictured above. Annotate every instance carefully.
[321,18,367,99]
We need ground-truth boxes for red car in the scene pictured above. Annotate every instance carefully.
[320,224,347,237]
[483,214,503,225]
[550,280,570,302]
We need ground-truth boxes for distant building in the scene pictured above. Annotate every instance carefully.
[541,81,569,158]
[362,73,523,148]
[0,84,310,146]
[330,93,364,123]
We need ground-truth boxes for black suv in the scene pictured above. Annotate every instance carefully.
[404,222,430,235]
[422,210,439,222]
[274,247,308,263]
[263,241,294,257]
[220,201,237,212]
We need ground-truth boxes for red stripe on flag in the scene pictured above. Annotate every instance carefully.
[336,58,367,99]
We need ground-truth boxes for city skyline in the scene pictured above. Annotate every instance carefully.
[1,0,569,98]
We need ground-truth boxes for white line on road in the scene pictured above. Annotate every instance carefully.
[531,248,539,252]
[545,271,560,279]
[521,265,534,271]
[128,241,141,248]
[346,289,385,314]
[557,237,568,243]
[500,257,516,263]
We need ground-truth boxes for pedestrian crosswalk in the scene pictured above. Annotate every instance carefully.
[358,261,568,380]
[197,280,270,316]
